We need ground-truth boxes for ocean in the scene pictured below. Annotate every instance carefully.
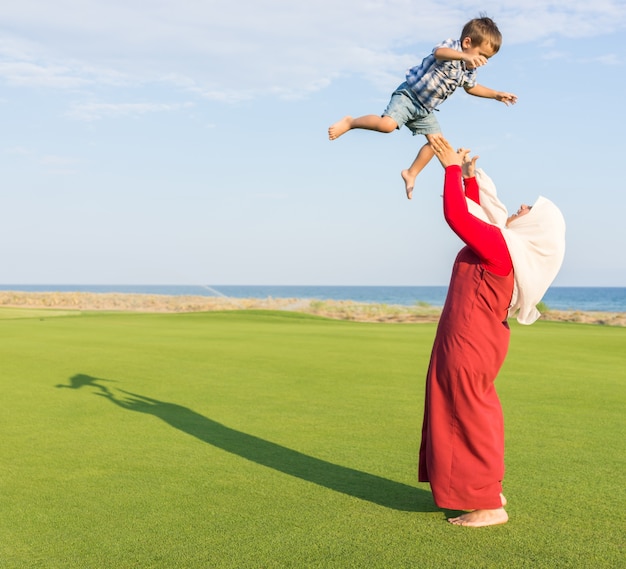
[1,284,625,313]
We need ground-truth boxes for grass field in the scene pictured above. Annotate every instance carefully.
[0,308,624,568]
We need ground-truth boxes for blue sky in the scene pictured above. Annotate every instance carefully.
[1,1,625,286]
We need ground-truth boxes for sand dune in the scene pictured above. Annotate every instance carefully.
[0,291,624,326]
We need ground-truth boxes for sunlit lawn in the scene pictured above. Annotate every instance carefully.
[1,309,624,568]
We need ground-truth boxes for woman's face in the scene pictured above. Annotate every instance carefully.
[506,204,532,226]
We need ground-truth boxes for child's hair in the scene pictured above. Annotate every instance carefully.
[461,16,502,54]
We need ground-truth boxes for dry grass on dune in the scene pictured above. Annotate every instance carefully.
[0,291,624,326]
[0,292,442,323]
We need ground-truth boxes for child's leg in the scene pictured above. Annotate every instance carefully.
[401,135,438,200]
[329,115,398,140]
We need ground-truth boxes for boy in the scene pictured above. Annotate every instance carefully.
[328,17,517,199]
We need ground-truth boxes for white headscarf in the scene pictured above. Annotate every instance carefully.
[466,169,566,325]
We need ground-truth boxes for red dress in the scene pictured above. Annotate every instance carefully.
[418,165,514,510]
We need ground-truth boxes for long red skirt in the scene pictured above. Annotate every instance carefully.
[419,247,514,510]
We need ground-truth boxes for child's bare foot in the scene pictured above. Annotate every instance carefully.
[500,493,507,506]
[328,116,353,140]
[448,508,509,527]
[401,169,416,200]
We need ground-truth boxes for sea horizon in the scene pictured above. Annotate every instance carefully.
[1,284,625,313]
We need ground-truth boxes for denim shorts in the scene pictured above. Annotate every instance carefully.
[382,83,441,136]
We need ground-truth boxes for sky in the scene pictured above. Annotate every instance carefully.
[1,1,625,287]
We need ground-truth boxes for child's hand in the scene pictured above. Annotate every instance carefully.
[496,92,518,106]
[463,54,489,69]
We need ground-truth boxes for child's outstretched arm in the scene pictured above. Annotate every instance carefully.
[465,84,517,106]
[434,47,489,69]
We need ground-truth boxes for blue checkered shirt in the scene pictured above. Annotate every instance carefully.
[405,38,477,112]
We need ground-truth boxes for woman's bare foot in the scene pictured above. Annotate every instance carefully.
[448,508,509,527]
[328,116,353,140]
[401,169,416,200]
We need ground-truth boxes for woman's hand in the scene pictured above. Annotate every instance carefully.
[430,137,462,168]
[460,149,479,178]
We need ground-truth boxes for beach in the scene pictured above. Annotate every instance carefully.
[1,291,624,326]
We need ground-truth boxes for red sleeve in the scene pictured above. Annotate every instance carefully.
[443,166,512,276]
[463,175,480,204]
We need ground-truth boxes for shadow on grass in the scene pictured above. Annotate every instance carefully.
[59,373,436,513]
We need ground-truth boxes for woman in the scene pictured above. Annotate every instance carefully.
[419,138,566,527]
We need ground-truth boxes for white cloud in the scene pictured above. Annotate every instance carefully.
[542,51,568,61]
[5,145,31,156]
[40,155,75,166]
[590,53,622,66]
[0,61,91,88]
[40,154,80,176]
[2,148,80,175]
[66,101,194,121]
[0,1,624,100]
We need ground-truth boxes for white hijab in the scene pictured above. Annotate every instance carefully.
[466,169,566,325]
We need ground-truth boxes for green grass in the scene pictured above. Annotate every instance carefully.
[0,307,78,319]
[0,309,624,568]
